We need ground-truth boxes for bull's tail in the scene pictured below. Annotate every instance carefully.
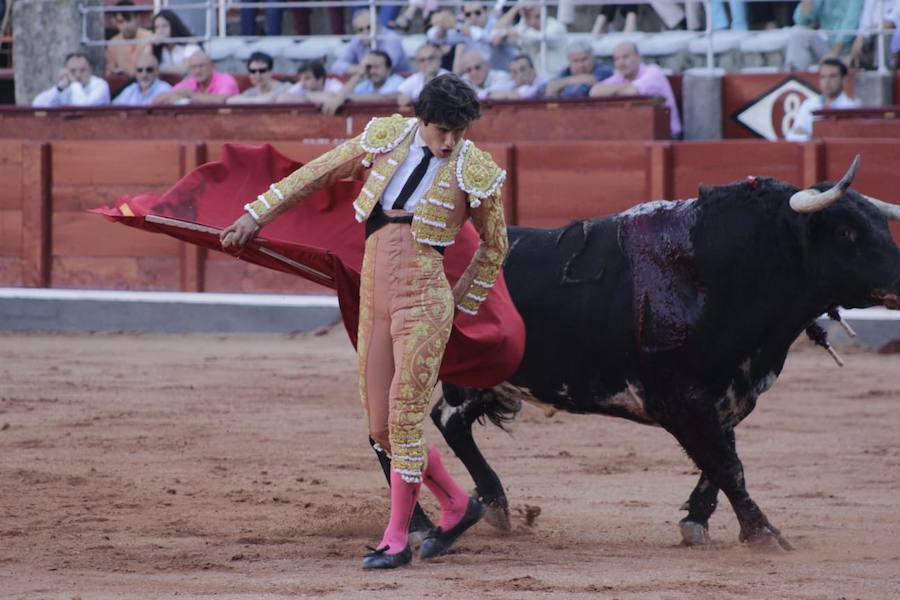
[481,383,525,429]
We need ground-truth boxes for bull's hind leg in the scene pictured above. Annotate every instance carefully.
[667,412,792,551]
[431,384,516,531]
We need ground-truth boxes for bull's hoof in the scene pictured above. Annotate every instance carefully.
[482,499,511,532]
[679,519,711,546]
[741,527,793,552]
[408,527,428,547]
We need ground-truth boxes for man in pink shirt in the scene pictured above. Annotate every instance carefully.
[590,41,682,139]
[152,51,239,105]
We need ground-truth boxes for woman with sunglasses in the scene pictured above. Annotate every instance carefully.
[220,74,508,570]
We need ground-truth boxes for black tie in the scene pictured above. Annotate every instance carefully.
[391,146,433,210]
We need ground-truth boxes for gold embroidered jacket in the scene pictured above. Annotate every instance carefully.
[245,114,508,315]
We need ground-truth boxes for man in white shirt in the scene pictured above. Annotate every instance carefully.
[491,2,568,75]
[398,43,449,106]
[113,53,173,106]
[459,47,513,99]
[785,58,860,142]
[33,53,111,108]
[488,54,546,100]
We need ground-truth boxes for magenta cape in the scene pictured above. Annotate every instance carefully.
[93,143,525,388]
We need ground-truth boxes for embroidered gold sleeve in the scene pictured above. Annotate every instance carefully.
[245,135,368,226]
[453,189,509,315]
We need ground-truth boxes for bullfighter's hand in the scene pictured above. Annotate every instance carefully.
[220,213,260,249]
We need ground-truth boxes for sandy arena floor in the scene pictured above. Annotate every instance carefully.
[1,327,899,599]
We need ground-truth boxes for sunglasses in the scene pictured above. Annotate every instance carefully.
[135,67,156,73]
[463,9,483,17]
[248,68,269,74]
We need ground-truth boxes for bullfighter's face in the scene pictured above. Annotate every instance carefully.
[418,119,466,159]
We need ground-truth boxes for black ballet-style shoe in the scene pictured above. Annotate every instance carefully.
[361,544,412,570]
[418,497,486,560]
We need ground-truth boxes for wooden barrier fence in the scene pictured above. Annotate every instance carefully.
[1,138,898,293]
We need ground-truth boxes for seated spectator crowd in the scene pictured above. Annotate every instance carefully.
[32,0,900,140]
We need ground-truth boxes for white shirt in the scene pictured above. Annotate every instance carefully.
[380,128,448,212]
[32,75,111,108]
[160,43,202,70]
[785,92,859,142]
[858,0,899,33]
[112,78,173,106]
[465,69,514,100]
[513,17,568,75]
[398,69,450,103]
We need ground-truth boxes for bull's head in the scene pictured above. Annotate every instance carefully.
[789,155,900,310]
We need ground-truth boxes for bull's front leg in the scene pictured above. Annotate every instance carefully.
[432,384,512,531]
[678,429,735,545]
[666,410,792,551]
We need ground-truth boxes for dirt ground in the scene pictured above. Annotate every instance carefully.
[1,327,899,600]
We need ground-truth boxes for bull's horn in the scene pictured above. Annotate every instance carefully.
[864,195,900,220]
[790,154,861,213]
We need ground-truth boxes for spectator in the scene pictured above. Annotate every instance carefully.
[747,1,801,30]
[331,10,411,77]
[592,4,639,35]
[113,53,172,106]
[460,47,513,99]
[106,0,154,77]
[33,52,111,108]
[276,60,344,103]
[152,50,239,105]
[785,0,865,71]
[487,54,547,99]
[463,2,516,70]
[711,1,749,31]
[425,3,515,71]
[785,58,859,141]
[424,8,464,72]
[151,9,201,76]
[590,41,683,139]
[542,39,612,98]
[492,3,569,75]
[849,0,899,69]
[240,0,344,36]
[348,50,406,99]
[227,52,291,105]
[318,50,405,115]
[398,43,450,105]
[391,0,440,32]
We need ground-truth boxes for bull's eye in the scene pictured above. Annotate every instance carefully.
[837,225,858,243]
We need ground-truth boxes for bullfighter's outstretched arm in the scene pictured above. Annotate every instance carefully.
[221,136,368,248]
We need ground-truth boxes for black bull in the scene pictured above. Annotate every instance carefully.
[421,158,900,551]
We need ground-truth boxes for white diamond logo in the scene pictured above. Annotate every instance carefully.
[732,77,819,141]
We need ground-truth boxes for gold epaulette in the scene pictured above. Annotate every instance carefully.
[455,141,506,208]
[360,114,417,155]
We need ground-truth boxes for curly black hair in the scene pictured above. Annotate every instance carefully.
[414,73,481,130]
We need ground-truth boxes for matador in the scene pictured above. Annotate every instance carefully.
[220,74,508,569]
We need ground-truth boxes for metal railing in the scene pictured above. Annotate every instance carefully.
[79,0,897,74]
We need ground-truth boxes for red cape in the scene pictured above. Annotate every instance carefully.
[93,143,525,388]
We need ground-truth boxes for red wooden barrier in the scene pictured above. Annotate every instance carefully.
[2,138,899,292]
